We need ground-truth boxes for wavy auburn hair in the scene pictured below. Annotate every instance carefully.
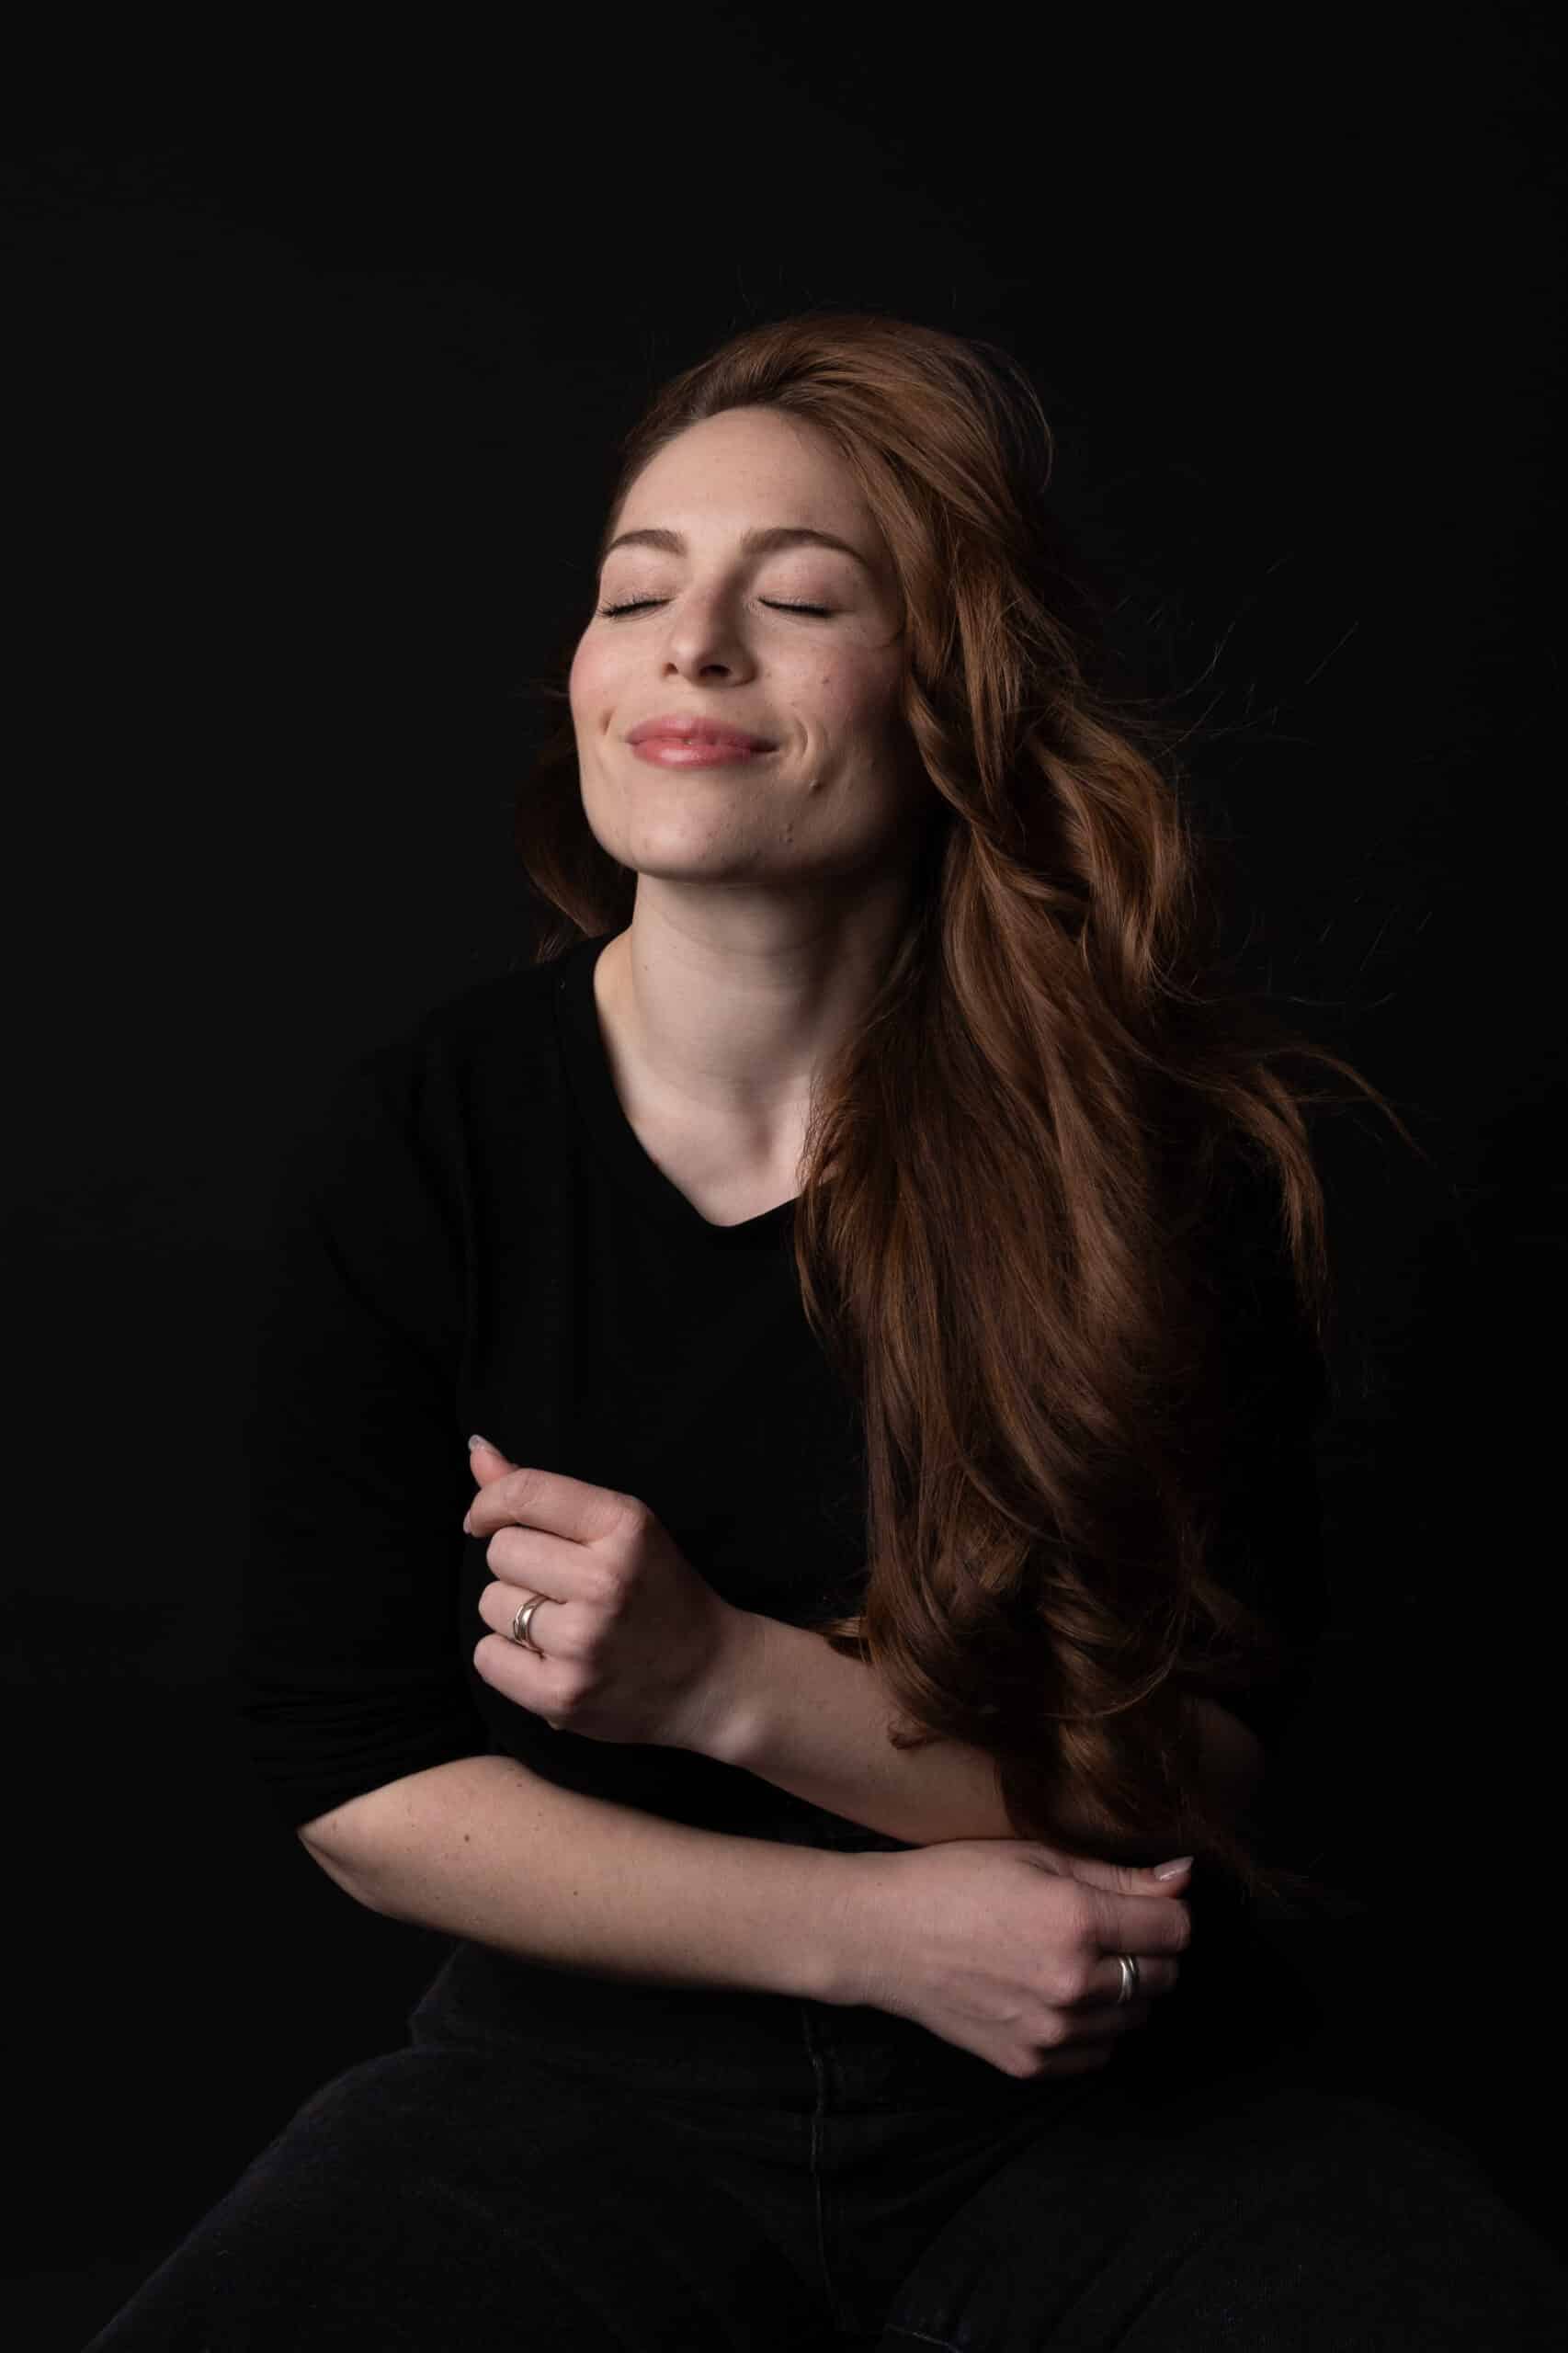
[514,312,1424,1919]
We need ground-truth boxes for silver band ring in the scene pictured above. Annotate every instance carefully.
[508,1593,549,1653]
[1114,1952,1140,2005]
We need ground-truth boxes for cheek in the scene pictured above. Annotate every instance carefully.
[568,632,622,722]
[793,649,887,734]
[566,637,595,712]
[811,658,909,771]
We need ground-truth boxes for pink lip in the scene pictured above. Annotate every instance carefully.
[631,738,773,767]
[627,715,775,753]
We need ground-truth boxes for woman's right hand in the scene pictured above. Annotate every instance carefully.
[827,1840,1192,2079]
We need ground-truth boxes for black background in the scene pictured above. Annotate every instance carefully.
[6,11,1564,2340]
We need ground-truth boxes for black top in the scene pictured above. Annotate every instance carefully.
[233,930,1331,1851]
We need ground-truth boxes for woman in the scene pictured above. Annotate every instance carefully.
[88,313,1568,2347]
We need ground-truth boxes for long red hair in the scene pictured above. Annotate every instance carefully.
[512,312,1426,1918]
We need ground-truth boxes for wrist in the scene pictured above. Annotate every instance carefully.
[805,1848,897,2008]
[690,1605,776,1768]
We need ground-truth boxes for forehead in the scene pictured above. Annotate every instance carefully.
[618,406,868,526]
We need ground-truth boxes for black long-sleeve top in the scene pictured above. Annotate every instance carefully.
[232,930,1332,1862]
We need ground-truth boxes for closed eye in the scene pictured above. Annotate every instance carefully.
[597,599,834,618]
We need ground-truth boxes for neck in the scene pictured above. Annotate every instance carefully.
[593,892,910,1163]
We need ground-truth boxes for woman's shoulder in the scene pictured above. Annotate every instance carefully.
[319,955,576,1150]
[267,958,571,1226]
[371,953,567,1075]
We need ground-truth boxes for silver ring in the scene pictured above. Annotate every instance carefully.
[1114,1952,1140,2005]
[508,1593,548,1653]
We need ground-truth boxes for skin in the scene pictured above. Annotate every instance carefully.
[568,404,940,1199]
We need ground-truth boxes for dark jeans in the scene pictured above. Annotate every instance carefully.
[86,1933,1568,2350]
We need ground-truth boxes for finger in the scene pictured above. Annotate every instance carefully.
[475,1580,554,1640]
[483,1522,594,1605]
[1084,1953,1180,2006]
[1071,1995,1155,2046]
[1052,1852,1192,1900]
[1080,1995,1155,2037]
[478,1579,588,1678]
[1053,1936,1180,2010]
[467,1436,517,1492]
[1038,1997,1155,2070]
[465,1464,631,1544]
[473,1628,558,1715]
[1088,1885,1193,1959]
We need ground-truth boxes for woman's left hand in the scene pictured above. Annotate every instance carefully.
[466,1438,753,1749]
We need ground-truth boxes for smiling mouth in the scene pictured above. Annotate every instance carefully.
[629,737,776,764]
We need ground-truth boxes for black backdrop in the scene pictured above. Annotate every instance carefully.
[6,13,1563,2341]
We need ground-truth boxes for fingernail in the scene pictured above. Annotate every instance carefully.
[462,1508,473,1534]
[468,1434,489,1453]
[1153,1857,1194,1880]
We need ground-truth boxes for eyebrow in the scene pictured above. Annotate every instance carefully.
[599,524,874,573]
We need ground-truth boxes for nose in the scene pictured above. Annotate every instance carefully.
[657,588,761,683]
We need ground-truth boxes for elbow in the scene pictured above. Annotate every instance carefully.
[295,1778,409,1874]
[298,1826,382,1911]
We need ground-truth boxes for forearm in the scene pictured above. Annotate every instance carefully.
[703,1612,1266,1850]
[299,1751,859,2001]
